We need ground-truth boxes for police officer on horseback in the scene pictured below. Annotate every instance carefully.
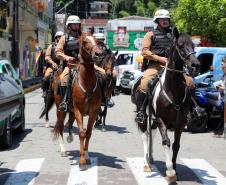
[93,33,116,107]
[42,31,64,98]
[135,9,171,124]
[135,9,197,125]
[56,15,82,112]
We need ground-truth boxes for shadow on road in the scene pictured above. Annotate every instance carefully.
[68,150,125,169]
[94,124,130,134]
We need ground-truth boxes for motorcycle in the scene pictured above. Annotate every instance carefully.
[187,74,224,133]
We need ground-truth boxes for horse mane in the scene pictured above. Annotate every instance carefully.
[177,33,194,46]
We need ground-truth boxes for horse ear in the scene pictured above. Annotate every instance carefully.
[173,27,180,39]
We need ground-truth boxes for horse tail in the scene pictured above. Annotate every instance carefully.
[52,114,65,140]
[39,95,55,119]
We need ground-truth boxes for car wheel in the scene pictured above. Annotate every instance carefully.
[16,104,25,133]
[0,116,12,149]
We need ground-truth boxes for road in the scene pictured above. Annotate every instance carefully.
[0,88,226,185]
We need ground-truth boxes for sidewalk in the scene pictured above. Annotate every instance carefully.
[24,83,41,94]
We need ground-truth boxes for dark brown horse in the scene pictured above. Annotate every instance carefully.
[95,50,118,131]
[134,28,200,183]
[52,33,102,170]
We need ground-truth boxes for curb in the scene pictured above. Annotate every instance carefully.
[24,83,41,94]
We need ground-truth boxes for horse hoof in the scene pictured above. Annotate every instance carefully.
[67,135,73,143]
[45,122,50,128]
[165,174,177,184]
[144,165,151,172]
[61,151,67,157]
[86,158,91,165]
[79,163,87,171]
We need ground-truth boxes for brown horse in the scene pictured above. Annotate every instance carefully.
[133,28,200,183]
[53,33,102,170]
[95,50,118,131]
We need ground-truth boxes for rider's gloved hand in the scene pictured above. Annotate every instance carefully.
[52,62,58,69]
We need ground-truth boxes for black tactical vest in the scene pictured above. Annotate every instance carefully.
[64,35,80,58]
[51,43,60,65]
[151,28,172,57]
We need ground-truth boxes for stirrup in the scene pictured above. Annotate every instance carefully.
[58,102,68,112]
[135,111,146,124]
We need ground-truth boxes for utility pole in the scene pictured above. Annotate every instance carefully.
[52,0,56,42]
[11,0,19,73]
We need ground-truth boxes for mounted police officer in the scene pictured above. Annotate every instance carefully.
[93,33,116,107]
[42,31,64,97]
[135,9,197,125]
[135,9,172,124]
[56,15,82,112]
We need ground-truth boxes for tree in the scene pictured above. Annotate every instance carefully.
[160,0,178,10]
[119,10,130,17]
[172,0,226,46]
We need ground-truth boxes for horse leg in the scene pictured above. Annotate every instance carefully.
[148,117,157,164]
[66,111,75,143]
[95,107,102,127]
[101,105,107,131]
[74,110,86,170]
[156,117,177,183]
[172,127,183,172]
[141,130,152,172]
[84,111,99,165]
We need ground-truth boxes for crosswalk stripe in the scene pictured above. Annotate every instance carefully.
[181,158,226,185]
[127,157,168,185]
[67,157,98,185]
[4,158,45,185]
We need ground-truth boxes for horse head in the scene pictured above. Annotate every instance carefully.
[170,27,200,76]
[80,33,103,63]
[103,50,118,78]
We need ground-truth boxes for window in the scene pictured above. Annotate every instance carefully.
[116,54,133,66]
[5,64,13,77]
[197,53,213,75]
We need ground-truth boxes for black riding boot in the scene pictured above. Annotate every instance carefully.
[135,91,147,124]
[58,85,68,112]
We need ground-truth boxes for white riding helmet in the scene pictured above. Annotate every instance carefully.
[153,9,170,23]
[66,15,81,27]
[55,31,64,38]
[93,33,105,40]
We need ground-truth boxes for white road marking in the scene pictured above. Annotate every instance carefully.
[127,157,168,185]
[181,158,226,185]
[4,158,45,185]
[67,157,98,185]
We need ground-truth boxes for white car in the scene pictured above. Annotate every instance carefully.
[120,69,143,94]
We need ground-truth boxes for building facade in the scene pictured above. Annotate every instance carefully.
[0,0,13,60]
[18,0,52,81]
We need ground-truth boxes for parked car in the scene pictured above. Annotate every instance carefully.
[114,50,143,89]
[0,59,25,149]
[120,69,143,94]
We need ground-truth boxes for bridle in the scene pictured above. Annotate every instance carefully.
[166,43,196,74]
